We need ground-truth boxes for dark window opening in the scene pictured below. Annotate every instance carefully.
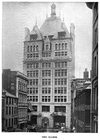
[42,106,50,112]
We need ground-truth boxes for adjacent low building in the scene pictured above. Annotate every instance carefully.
[71,69,91,132]
[2,69,28,131]
[74,82,91,132]
[86,2,98,133]
[2,89,18,132]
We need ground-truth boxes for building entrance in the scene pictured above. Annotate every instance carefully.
[54,116,65,128]
[42,117,49,128]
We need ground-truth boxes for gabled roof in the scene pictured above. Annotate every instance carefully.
[30,25,43,40]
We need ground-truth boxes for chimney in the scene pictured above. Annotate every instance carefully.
[83,68,89,79]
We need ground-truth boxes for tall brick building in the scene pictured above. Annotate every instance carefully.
[23,3,75,129]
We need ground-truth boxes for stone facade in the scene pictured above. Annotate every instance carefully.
[23,3,75,129]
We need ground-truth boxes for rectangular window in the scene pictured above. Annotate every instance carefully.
[62,52,64,56]
[9,107,11,115]
[55,79,57,85]
[55,106,66,112]
[64,78,67,85]
[58,79,60,85]
[36,79,38,85]
[30,79,32,85]
[45,88,47,94]
[32,105,37,112]
[65,51,67,56]
[6,106,8,115]
[12,106,13,115]
[42,70,44,77]
[42,79,44,86]
[58,96,60,102]
[49,63,51,67]
[64,87,67,94]
[9,119,10,127]
[30,71,32,77]
[36,88,38,94]
[42,63,44,68]
[45,96,47,102]
[6,119,8,127]
[64,96,67,102]
[65,43,67,50]
[12,118,13,126]
[42,106,50,112]
[48,88,51,94]
[30,88,32,94]
[30,96,32,101]
[61,96,63,102]
[55,87,57,94]
[55,52,57,56]
[42,88,44,94]
[55,44,57,50]
[48,96,50,102]
[54,96,57,102]
[58,87,61,94]
[6,97,8,105]
[48,79,51,85]
[42,96,44,102]
[36,96,38,102]
[9,98,11,105]
[65,62,67,67]
[27,88,29,94]
[33,71,35,77]
[36,63,38,68]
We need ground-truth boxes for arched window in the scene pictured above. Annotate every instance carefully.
[33,45,35,52]
[65,43,67,50]
[55,44,57,50]
[62,43,64,50]
[27,46,30,52]
[59,44,60,50]
[36,45,38,52]
[30,46,32,52]
[46,44,48,51]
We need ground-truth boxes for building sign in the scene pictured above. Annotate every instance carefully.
[51,112,65,116]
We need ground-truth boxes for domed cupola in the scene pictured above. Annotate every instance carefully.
[40,3,70,39]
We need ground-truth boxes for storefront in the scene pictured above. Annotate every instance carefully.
[54,116,65,128]
[51,112,66,128]
[31,115,37,125]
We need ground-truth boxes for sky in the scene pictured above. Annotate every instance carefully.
[2,2,92,78]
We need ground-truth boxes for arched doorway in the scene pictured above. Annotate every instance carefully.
[42,117,49,128]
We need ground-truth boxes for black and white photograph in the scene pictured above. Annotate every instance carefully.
[1,1,98,138]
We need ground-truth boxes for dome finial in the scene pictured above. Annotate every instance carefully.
[51,3,56,16]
